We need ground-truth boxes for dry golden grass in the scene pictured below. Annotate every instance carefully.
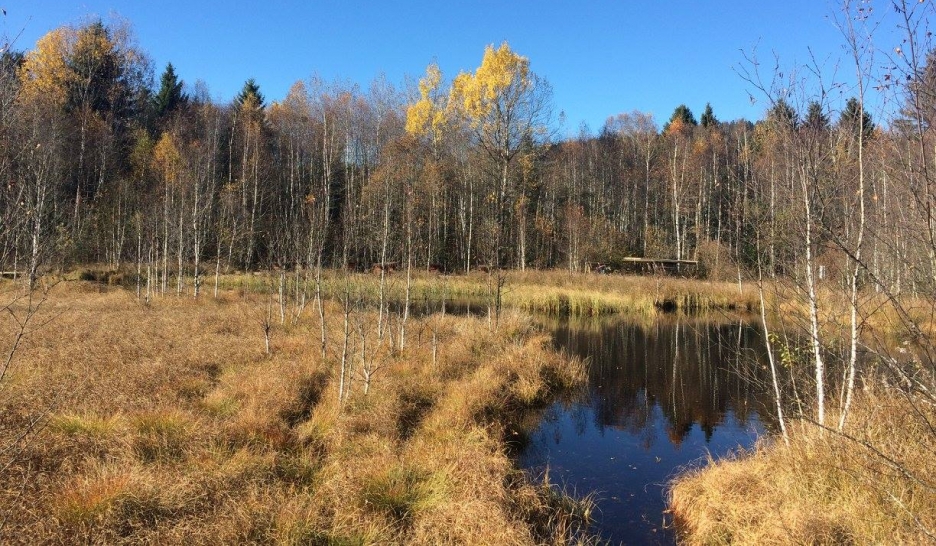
[669,387,936,545]
[0,279,596,544]
[446,269,756,316]
[767,278,936,349]
[211,268,759,318]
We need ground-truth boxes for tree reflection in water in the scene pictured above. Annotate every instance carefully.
[521,317,775,545]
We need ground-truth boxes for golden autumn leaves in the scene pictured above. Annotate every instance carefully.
[18,29,72,107]
[18,23,133,110]
[453,42,530,123]
[405,42,536,150]
[153,132,183,186]
[405,41,551,277]
[405,62,446,142]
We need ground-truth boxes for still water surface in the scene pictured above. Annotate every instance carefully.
[520,317,775,545]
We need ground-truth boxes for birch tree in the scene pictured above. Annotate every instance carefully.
[449,42,552,325]
[835,0,873,430]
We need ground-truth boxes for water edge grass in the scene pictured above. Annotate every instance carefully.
[668,387,936,544]
[198,268,761,318]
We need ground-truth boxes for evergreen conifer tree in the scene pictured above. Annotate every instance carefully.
[839,97,874,140]
[235,78,265,110]
[663,104,697,133]
[152,62,187,120]
[700,102,718,128]
[804,101,830,131]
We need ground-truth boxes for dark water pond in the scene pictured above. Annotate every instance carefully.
[520,317,777,545]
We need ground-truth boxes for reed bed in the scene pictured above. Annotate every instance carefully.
[199,268,758,318]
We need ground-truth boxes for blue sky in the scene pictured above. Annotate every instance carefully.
[2,1,909,134]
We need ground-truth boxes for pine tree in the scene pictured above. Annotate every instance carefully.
[767,98,798,130]
[804,101,829,131]
[839,97,874,141]
[700,102,718,128]
[152,62,187,120]
[235,78,265,110]
[663,104,697,131]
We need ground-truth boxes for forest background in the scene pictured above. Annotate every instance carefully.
[2,2,931,292]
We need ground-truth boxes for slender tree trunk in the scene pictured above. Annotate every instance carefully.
[177,205,184,295]
[162,184,170,295]
[214,233,222,299]
[247,145,260,269]
[757,244,789,444]
[467,178,474,273]
[193,175,201,300]
[316,252,326,361]
[136,223,142,300]
[672,144,682,261]
[802,166,825,427]
[377,182,390,340]
[400,237,411,351]
[840,24,868,430]
[279,270,286,324]
[339,273,351,403]
[74,112,88,235]
[400,185,413,351]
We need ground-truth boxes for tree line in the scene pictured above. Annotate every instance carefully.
[1,16,935,304]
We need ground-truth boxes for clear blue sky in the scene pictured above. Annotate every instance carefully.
[2,1,907,134]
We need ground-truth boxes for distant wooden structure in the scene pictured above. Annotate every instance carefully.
[618,257,699,275]
[371,262,398,274]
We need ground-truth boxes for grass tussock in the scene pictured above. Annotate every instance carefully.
[669,387,936,545]
[0,279,596,544]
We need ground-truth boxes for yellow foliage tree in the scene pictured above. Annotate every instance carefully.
[455,43,521,101]
[17,28,71,108]
[419,42,551,323]
[408,42,551,167]
[448,42,551,265]
[17,21,146,233]
[449,42,549,162]
[153,132,182,187]
[405,62,447,146]
[18,22,132,113]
